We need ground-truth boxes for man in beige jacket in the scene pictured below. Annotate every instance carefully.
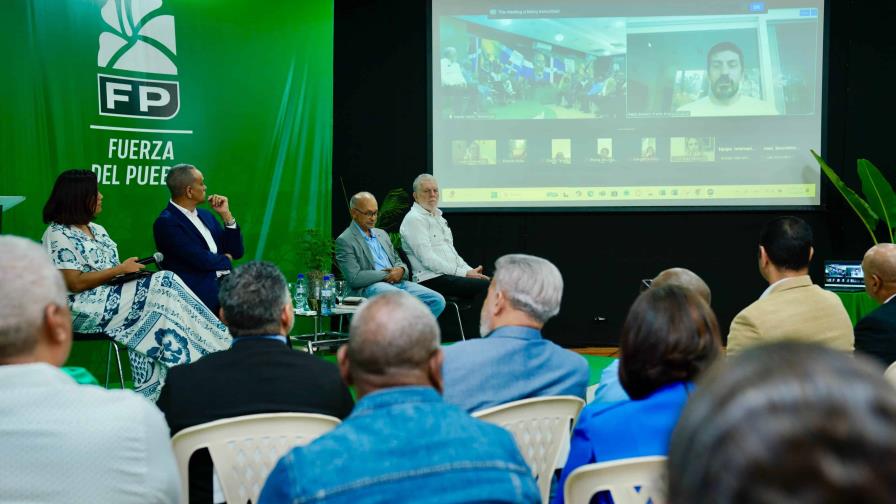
[726,216,853,356]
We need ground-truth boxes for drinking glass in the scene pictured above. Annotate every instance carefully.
[334,280,347,305]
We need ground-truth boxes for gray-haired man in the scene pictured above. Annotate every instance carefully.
[335,191,445,317]
[441,254,589,413]
[0,236,180,503]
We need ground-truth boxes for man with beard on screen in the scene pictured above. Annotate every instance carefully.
[677,41,779,117]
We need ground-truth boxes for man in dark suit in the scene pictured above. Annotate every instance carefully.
[153,164,244,313]
[156,261,354,504]
[335,191,445,317]
[855,243,896,366]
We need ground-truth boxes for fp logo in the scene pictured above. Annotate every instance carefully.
[97,0,180,119]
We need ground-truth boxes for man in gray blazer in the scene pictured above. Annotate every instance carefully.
[336,192,445,317]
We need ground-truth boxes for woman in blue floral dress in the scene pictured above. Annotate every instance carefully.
[41,170,231,400]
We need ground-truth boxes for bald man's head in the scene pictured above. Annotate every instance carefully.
[652,268,711,305]
[338,291,442,398]
[349,191,379,232]
[862,243,896,303]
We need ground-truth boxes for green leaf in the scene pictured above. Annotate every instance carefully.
[375,188,410,231]
[812,149,880,244]
[857,158,896,242]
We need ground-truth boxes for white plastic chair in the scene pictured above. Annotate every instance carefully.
[473,396,585,503]
[564,456,667,504]
[885,361,896,386]
[171,412,341,504]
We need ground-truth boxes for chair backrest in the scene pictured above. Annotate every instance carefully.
[472,395,585,503]
[885,361,896,386]
[564,456,667,504]
[171,412,341,504]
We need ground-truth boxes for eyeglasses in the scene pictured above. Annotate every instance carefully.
[639,278,653,292]
[352,209,378,218]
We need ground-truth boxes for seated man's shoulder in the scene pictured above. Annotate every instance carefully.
[544,339,589,367]
[76,386,168,432]
[335,226,356,245]
[443,337,499,360]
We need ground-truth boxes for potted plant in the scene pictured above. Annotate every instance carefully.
[296,228,335,294]
[812,150,894,244]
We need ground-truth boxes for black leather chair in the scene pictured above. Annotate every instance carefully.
[72,332,126,388]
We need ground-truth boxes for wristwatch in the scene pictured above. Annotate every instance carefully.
[224,218,236,227]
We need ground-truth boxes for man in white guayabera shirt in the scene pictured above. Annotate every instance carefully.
[0,235,180,504]
[400,174,489,334]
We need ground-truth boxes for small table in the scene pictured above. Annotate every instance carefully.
[292,304,360,354]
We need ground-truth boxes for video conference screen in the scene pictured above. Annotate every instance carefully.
[431,1,825,209]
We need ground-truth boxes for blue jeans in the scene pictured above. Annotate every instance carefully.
[362,281,446,317]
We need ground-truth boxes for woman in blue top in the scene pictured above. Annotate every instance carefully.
[41,170,230,401]
[554,284,722,504]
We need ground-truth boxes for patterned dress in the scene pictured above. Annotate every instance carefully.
[42,222,231,401]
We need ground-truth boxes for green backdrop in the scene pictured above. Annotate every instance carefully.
[1,0,333,278]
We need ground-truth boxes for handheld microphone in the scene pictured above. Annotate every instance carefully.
[136,252,164,265]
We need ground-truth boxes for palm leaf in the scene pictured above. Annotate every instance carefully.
[375,188,410,231]
[857,158,896,242]
[811,149,880,244]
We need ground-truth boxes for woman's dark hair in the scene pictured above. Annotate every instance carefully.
[668,342,896,504]
[618,284,721,399]
[42,169,98,225]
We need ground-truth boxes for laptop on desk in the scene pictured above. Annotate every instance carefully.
[824,260,865,291]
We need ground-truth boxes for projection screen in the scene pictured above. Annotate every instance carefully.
[431,1,826,209]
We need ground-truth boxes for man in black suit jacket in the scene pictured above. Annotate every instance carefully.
[156,261,354,504]
[154,164,244,314]
[855,243,896,366]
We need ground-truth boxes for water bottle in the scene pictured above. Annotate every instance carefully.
[320,274,333,316]
[294,274,310,313]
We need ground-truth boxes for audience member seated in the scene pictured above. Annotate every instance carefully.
[855,243,896,366]
[156,261,354,504]
[441,254,589,413]
[726,216,853,356]
[668,342,896,503]
[400,174,489,321]
[41,169,230,401]
[153,164,245,314]
[0,235,180,503]
[258,292,539,503]
[335,191,445,317]
[593,267,712,404]
[553,285,721,504]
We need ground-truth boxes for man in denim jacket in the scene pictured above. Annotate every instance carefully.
[259,291,538,504]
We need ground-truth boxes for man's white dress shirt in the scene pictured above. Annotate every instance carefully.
[400,202,472,282]
[170,200,235,277]
[0,363,180,503]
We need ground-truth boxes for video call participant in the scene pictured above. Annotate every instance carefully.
[335,191,445,317]
[153,164,244,314]
[441,47,477,117]
[677,41,779,117]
